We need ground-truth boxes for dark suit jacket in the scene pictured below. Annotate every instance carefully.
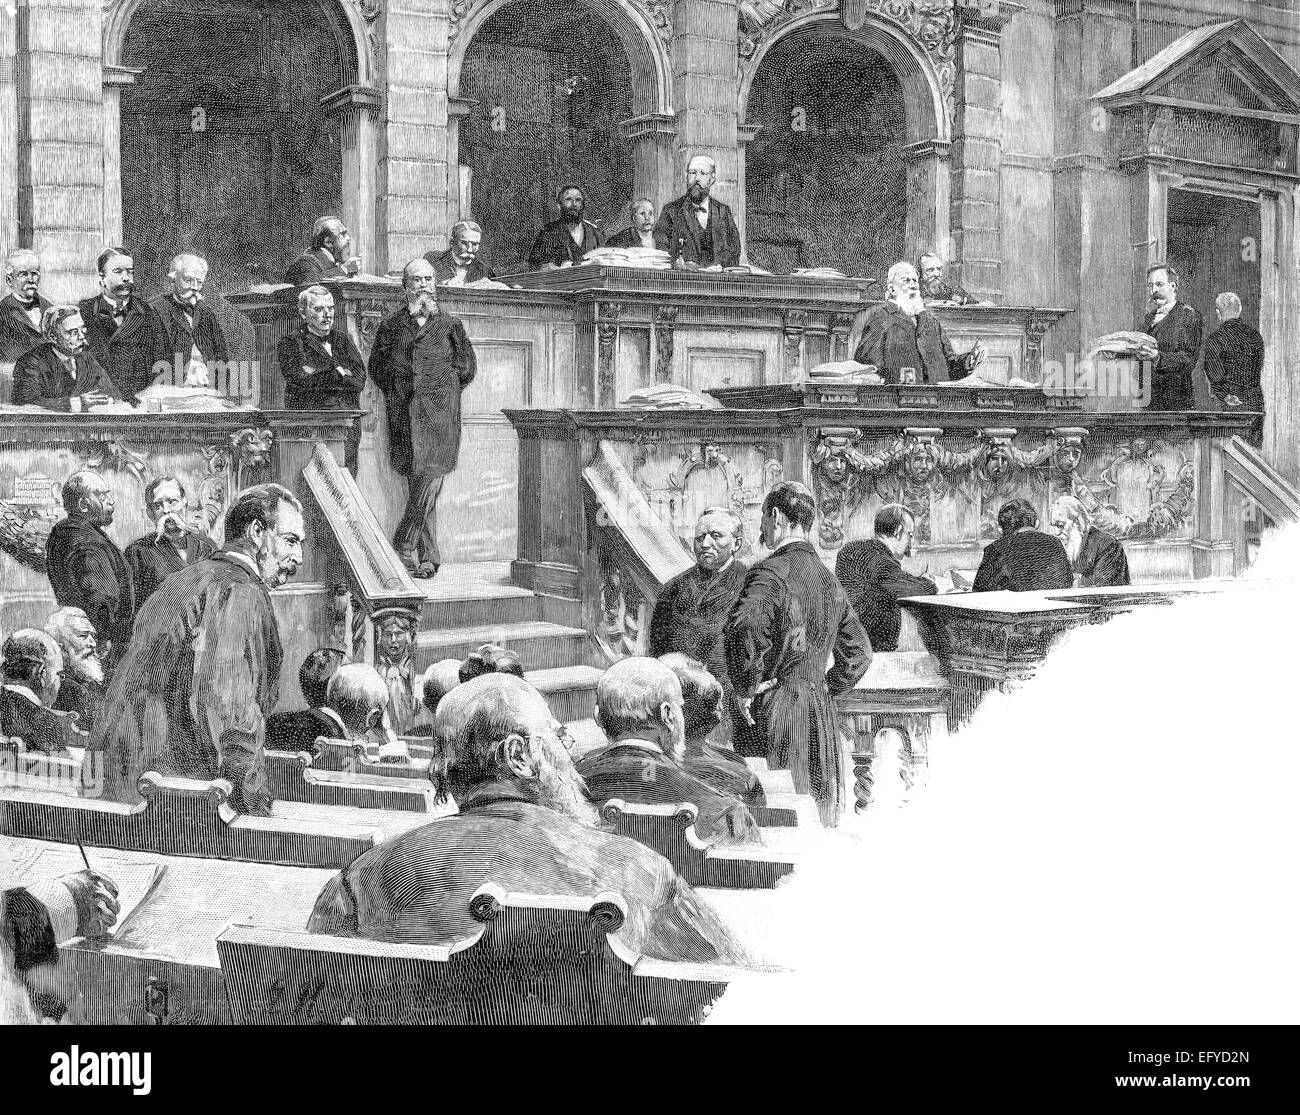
[10,343,120,410]
[854,301,970,384]
[648,561,748,686]
[265,707,342,758]
[973,530,1074,593]
[1143,302,1202,411]
[77,294,159,399]
[653,196,742,268]
[681,739,766,809]
[284,248,351,287]
[369,308,477,477]
[0,685,73,754]
[2,886,59,975]
[1075,529,1130,588]
[124,530,216,608]
[527,218,602,270]
[922,279,976,306]
[52,675,105,735]
[835,538,937,652]
[149,295,229,371]
[45,515,135,657]
[1202,318,1265,407]
[0,293,52,362]
[424,249,495,284]
[604,228,656,250]
[306,781,749,970]
[277,326,368,410]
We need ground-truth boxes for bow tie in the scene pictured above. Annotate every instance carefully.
[16,299,38,310]
[692,203,708,213]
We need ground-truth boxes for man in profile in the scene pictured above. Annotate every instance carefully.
[10,306,118,411]
[725,481,872,825]
[527,185,602,270]
[0,248,51,362]
[654,156,742,269]
[284,216,362,286]
[425,221,495,284]
[85,483,304,814]
[1050,496,1130,588]
[43,607,107,734]
[1138,263,1202,411]
[854,262,985,384]
[606,199,658,250]
[973,498,1074,593]
[78,246,158,400]
[308,672,750,968]
[835,504,936,652]
[45,471,133,665]
[149,253,228,386]
[1202,291,1266,447]
[124,475,215,608]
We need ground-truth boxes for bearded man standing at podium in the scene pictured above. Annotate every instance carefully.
[654,156,742,269]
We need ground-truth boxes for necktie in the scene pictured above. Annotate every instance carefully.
[694,205,708,228]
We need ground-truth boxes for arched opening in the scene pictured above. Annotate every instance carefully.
[745,30,908,277]
[118,0,357,295]
[458,0,643,273]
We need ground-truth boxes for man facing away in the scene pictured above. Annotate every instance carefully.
[369,258,477,579]
[123,474,216,609]
[85,483,304,815]
[307,673,750,968]
[725,481,872,825]
[973,498,1074,593]
[264,647,346,757]
[654,156,742,269]
[1202,291,1266,448]
[835,504,937,653]
[0,630,76,754]
[1050,496,1130,588]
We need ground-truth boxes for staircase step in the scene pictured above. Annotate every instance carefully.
[526,665,603,724]
[417,561,543,629]
[415,621,589,672]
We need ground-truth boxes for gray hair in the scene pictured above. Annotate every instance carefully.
[431,673,546,802]
[168,253,209,279]
[326,663,390,735]
[696,506,744,544]
[43,607,93,652]
[40,304,81,343]
[1,629,61,686]
[401,258,435,287]
[5,248,39,278]
[61,470,106,515]
[887,261,918,292]
[629,198,654,216]
[297,284,333,314]
[594,657,682,740]
[1052,495,1089,529]
[450,220,482,241]
[311,216,344,250]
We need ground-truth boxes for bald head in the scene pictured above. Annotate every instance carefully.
[326,664,389,737]
[595,656,685,747]
[421,658,463,716]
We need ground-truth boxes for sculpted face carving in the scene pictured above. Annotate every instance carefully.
[1054,444,1083,474]
[904,442,938,484]
[983,445,1012,481]
[819,451,849,485]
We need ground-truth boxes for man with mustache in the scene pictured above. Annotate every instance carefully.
[123,475,216,608]
[148,253,228,388]
[1137,263,1202,411]
[853,261,985,385]
[918,251,976,306]
[308,672,750,974]
[605,199,658,250]
[424,220,495,284]
[84,483,304,815]
[526,185,602,271]
[653,156,742,269]
[835,504,937,653]
[284,216,362,287]
[43,607,107,734]
[1050,495,1130,588]
[0,248,52,362]
[77,246,159,400]
[370,258,477,579]
[10,306,119,410]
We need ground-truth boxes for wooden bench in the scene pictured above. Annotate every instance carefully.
[263,748,436,812]
[311,736,435,781]
[0,771,381,868]
[217,881,765,1025]
[598,799,800,890]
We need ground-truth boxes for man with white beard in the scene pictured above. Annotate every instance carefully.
[307,673,750,966]
[1050,496,1130,588]
[44,606,106,733]
[853,261,985,385]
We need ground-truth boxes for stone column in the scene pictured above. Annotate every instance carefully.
[101,65,143,249]
[0,3,17,251]
[447,95,479,220]
[323,84,382,272]
[620,112,678,213]
[903,139,952,263]
[672,0,739,205]
[736,121,760,256]
[380,0,451,273]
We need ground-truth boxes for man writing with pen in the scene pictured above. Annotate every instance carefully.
[124,475,216,611]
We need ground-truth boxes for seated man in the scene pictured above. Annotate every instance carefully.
[918,251,976,306]
[10,306,118,411]
[1050,496,1130,588]
[459,643,525,684]
[527,185,601,270]
[577,657,760,844]
[307,673,749,967]
[425,221,495,284]
[835,504,937,652]
[0,630,74,754]
[284,216,361,286]
[43,607,106,734]
[404,659,463,738]
[660,654,765,809]
[973,499,1074,593]
[325,664,391,744]
[605,199,657,250]
[265,647,346,756]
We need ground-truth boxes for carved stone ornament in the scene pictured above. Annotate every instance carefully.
[356,0,382,19]
[1070,441,1195,542]
[451,0,672,44]
[810,427,872,549]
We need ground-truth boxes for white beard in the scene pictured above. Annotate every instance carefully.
[893,291,927,319]
[68,653,105,686]
[1062,527,1084,564]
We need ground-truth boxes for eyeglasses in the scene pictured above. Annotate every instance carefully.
[550,722,575,751]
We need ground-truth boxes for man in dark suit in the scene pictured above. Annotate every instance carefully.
[973,498,1074,593]
[123,475,216,607]
[1139,263,1202,411]
[370,258,477,578]
[45,471,134,665]
[1050,496,1130,588]
[0,248,52,362]
[605,199,658,250]
[1203,291,1266,447]
[308,672,750,971]
[78,246,159,400]
[43,607,107,734]
[919,251,977,306]
[425,220,496,284]
[265,647,346,756]
[578,657,761,844]
[654,156,742,268]
[835,504,937,652]
[854,262,986,384]
[10,306,119,410]
[283,216,361,287]
[527,185,602,270]
[0,629,77,754]
[725,481,872,825]
[148,253,228,386]
[276,285,368,473]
